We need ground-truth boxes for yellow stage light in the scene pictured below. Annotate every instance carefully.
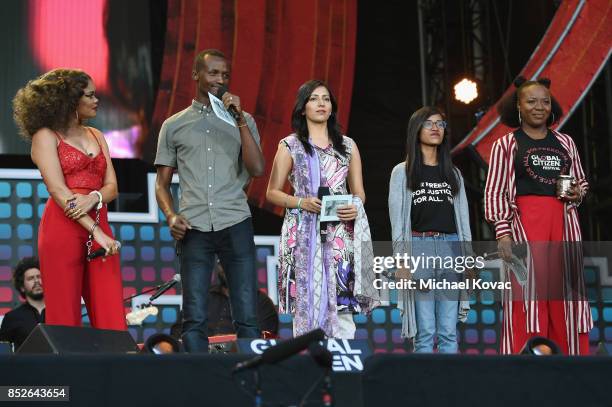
[454,78,478,104]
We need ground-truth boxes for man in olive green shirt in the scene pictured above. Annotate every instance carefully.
[155,49,265,352]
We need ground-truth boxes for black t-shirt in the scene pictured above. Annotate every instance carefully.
[0,303,45,350]
[410,165,457,233]
[515,129,571,196]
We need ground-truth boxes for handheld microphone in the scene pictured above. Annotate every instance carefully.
[233,328,325,373]
[317,186,331,200]
[87,241,122,261]
[216,85,242,122]
[149,274,181,302]
[318,186,333,242]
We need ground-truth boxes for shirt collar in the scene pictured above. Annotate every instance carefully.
[191,99,210,114]
[21,301,44,316]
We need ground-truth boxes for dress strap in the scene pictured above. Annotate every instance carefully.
[53,131,63,142]
[86,127,103,150]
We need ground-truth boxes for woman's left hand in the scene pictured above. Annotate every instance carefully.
[559,182,581,203]
[64,193,98,220]
[337,204,358,222]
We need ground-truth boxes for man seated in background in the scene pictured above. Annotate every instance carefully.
[171,263,278,339]
[0,257,45,350]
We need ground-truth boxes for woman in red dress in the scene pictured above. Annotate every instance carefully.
[13,69,126,330]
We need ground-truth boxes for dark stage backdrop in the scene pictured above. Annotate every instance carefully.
[347,0,560,241]
[0,0,159,158]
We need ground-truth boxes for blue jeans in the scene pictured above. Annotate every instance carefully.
[412,233,461,354]
[179,218,259,352]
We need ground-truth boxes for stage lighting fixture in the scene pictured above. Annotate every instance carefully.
[520,336,561,356]
[454,78,478,104]
[143,333,181,354]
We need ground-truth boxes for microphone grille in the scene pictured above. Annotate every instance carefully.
[217,85,228,98]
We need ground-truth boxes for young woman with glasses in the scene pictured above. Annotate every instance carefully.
[388,106,472,353]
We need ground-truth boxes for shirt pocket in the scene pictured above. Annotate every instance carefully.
[214,134,242,178]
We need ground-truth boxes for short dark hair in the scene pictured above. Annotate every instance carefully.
[193,49,226,72]
[497,76,563,128]
[13,256,40,298]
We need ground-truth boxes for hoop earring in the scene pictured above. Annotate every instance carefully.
[518,109,522,125]
[551,112,555,125]
[75,111,80,123]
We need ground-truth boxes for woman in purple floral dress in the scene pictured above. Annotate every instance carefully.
[266,80,378,338]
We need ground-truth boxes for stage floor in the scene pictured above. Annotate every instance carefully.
[0,353,610,407]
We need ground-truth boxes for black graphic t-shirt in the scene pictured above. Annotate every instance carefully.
[410,165,457,233]
[514,129,571,196]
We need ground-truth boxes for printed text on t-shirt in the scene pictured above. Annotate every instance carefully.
[412,181,453,205]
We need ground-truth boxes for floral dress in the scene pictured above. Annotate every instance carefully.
[278,134,370,337]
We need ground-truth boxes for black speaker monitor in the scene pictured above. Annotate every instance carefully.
[17,324,139,354]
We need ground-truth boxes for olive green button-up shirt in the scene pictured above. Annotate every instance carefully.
[154,99,260,232]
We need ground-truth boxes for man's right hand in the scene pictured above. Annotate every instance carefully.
[168,214,191,240]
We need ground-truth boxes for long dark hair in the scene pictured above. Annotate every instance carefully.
[405,106,459,195]
[497,76,563,128]
[290,80,346,156]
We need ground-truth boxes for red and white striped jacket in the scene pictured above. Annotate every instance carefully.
[484,130,592,355]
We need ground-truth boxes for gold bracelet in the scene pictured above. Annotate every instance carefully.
[237,122,247,128]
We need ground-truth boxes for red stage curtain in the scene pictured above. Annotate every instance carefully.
[151,0,358,214]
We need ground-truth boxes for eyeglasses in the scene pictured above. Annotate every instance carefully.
[423,120,447,129]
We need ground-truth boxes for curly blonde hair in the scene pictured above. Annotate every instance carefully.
[13,68,92,141]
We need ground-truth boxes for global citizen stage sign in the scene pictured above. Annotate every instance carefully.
[235,339,372,372]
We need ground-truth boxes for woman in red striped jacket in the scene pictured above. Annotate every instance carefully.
[484,76,591,355]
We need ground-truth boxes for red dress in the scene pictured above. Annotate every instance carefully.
[38,128,126,330]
